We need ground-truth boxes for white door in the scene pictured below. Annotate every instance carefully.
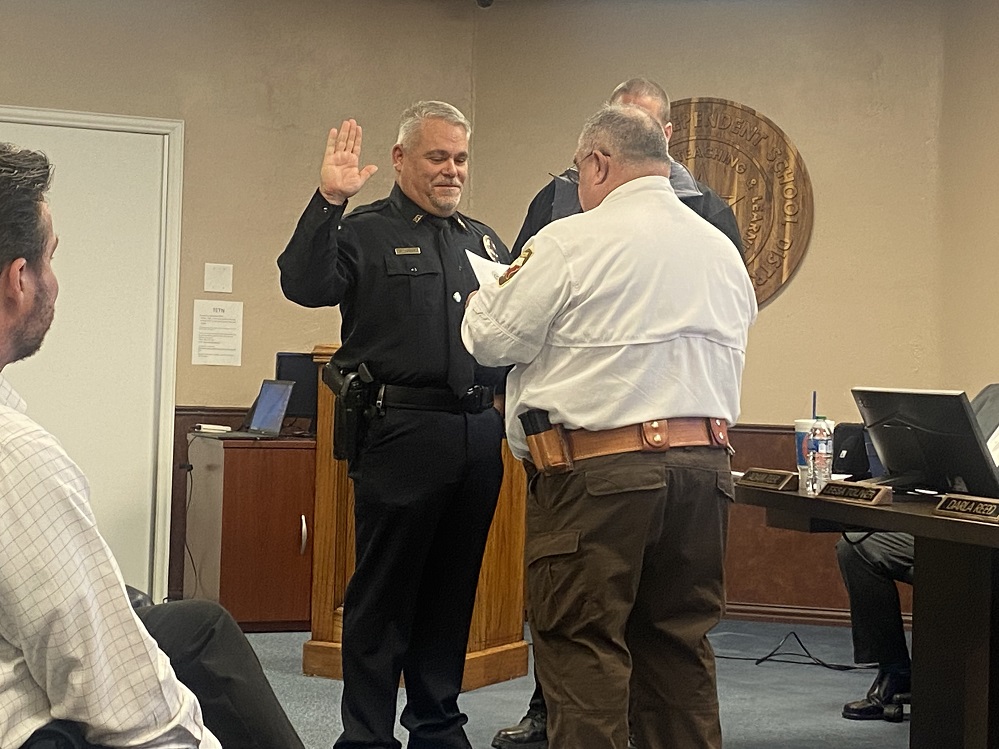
[0,107,183,600]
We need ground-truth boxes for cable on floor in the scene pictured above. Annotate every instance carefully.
[715,630,875,672]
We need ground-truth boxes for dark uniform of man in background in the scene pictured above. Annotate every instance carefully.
[509,78,743,261]
[494,77,745,749]
[277,102,510,749]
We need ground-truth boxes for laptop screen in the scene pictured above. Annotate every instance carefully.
[247,380,295,434]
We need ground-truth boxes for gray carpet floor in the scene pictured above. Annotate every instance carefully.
[247,619,910,749]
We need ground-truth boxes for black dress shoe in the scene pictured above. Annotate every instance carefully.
[842,669,911,720]
[491,709,547,749]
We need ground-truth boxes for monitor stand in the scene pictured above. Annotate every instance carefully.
[868,473,939,502]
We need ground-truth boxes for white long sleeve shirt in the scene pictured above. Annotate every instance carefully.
[0,376,220,749]
[462,176,757,459]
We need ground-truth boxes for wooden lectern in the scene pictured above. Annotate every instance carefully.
[303,345,529,690]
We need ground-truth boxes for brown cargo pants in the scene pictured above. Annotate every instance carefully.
[525,447,733,749]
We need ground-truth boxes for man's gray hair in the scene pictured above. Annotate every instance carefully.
[608,77,671,125]
[396,101,471,150]
[577,105,670,166]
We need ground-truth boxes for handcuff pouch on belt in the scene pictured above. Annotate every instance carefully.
[323,361,373,462]
[518,408,573,475]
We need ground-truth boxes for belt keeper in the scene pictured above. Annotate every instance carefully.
[641,420,670,450]
[708,418,727,447]
[708,418,734,454]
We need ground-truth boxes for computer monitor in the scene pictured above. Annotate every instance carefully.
[851,387,999,498]
[275,352,318,430]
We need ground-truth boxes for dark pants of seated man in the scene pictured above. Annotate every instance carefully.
[20,599,304,749]
[836,531,914,667]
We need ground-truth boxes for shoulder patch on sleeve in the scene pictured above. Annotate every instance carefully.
[497,247,532,286]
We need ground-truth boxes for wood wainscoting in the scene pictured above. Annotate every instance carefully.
[170,416,911,627]
[725,424,912,626]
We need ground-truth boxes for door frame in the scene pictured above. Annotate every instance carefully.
[0,105,183,601]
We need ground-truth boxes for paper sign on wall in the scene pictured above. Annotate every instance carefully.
[192,299,243,366]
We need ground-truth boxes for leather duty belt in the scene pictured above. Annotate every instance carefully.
[565,417,732,461]
[374,384,494,414]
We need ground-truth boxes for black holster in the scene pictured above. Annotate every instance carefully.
[323,362,370,462]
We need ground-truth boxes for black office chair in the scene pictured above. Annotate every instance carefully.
[832,422,871,480]
[125,584,153,609]
[972,383,999,443]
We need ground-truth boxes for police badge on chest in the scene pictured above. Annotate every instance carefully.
[482,235,500,262]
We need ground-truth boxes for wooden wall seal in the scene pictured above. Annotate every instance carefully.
[670,98,814,307]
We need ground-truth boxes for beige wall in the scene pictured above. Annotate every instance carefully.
[1,0,477,406]
[472,0,949,426]
[1,0,995,429]
[941,0,999,399]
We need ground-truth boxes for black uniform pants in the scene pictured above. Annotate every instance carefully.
[20,599,304,749]
[836,531,914,667]
[335,406,505,749]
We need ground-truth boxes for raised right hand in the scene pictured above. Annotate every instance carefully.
[319,119,378,205]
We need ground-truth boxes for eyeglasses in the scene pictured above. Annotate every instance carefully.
[558,149,607,185]
[574,149,600,172]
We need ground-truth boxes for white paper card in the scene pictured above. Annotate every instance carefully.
[192,299,243,366]
[465,249,509,286]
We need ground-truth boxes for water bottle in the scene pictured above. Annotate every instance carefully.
[806,416,834,495]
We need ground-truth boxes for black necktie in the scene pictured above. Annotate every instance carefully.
[431,217,474,397]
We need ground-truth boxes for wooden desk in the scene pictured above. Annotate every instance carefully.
[186,436,315,631]
[304,345,529,690]
[736,484,999,749]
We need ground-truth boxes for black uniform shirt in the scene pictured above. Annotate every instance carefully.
[511,161,745,259]
[278,184,512,390]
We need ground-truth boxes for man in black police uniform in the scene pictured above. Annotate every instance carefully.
[278,101,510,749]
[493,77,744,749]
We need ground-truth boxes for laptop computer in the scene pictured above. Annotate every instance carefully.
[224,379,295,440]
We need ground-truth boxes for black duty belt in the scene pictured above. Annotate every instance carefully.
[374,384,495,414]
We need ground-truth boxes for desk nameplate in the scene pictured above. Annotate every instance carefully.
[738,468,798,491]
[934,494,999,523]
[817,480,893,506]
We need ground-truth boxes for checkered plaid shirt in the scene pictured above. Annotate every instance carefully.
[0,376,220,748]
